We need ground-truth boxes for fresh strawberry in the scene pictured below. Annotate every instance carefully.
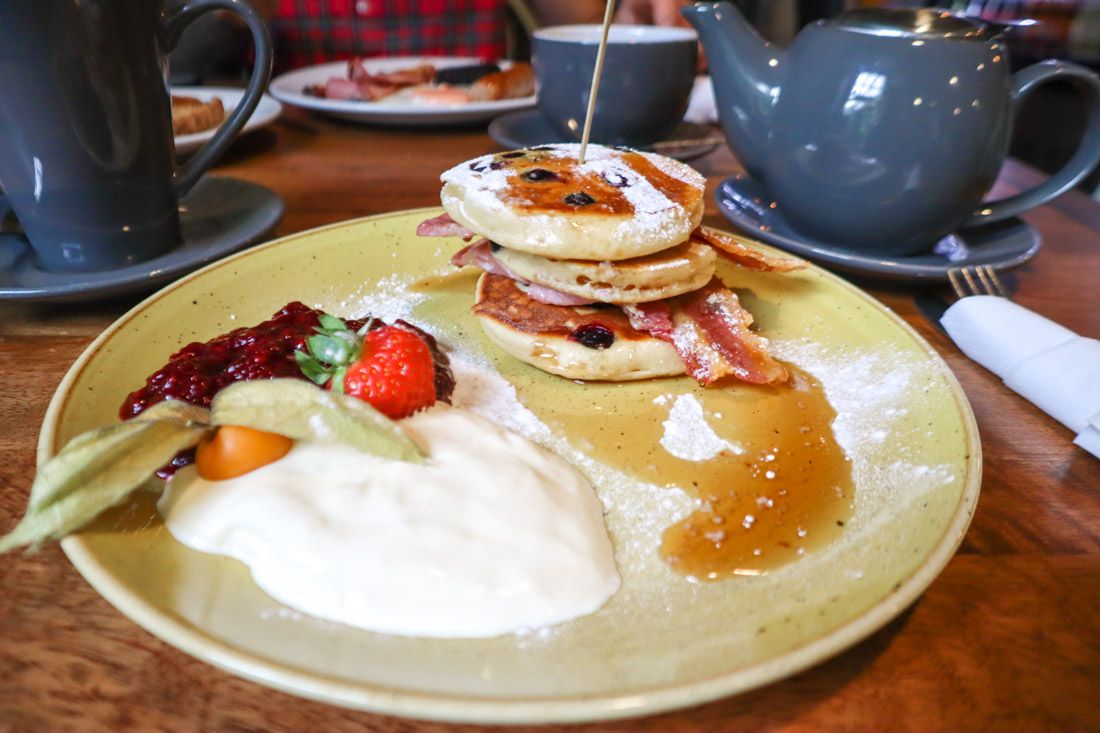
[295,315,437,419]
[342,327,437,419]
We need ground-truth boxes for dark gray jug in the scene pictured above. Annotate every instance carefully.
[683,3,1100,255]
[0,0,271,273]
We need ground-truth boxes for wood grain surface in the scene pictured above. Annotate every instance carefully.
[2,107,1098,732]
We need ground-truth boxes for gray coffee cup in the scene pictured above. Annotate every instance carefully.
[533,25,698,148]
[0,0,272,274]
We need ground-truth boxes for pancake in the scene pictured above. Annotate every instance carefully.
[472,273,685,381]
[440,144,706,261]
[493,239,717,304]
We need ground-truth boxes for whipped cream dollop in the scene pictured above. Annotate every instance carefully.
[158,405,620,638]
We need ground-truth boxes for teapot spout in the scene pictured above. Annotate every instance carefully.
[681,1,784,178]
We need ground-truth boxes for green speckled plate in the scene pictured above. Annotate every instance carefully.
[47,210,980,723]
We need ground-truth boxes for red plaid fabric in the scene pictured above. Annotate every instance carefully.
[273,0,510,72]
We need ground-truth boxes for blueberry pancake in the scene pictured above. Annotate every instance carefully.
[492,239,716,304]
[439,144,706,261]
[473,273,686,381]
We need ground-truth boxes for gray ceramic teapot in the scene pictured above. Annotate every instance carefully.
[682,3,1100,255]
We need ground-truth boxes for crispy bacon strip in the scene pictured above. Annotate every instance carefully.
[323,76,400,101]
[621,300,674,341]
[692,226,808,273]
[448,240,594,306]
[348,58,435,86]
[323,78,368,101]
[526,283,594,307]
[416,212,475,240]
[675,280,788,384]
[347,57,371,83]
[449,239,510,275]
[624,278,787,385]
[316,59,437,100]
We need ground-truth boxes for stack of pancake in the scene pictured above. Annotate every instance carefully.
[417,144,806,385]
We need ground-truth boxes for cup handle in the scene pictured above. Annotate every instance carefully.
[163,0,273,197]
[964,60,1100,227]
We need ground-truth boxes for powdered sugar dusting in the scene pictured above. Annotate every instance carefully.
[328,272,430,323]
[645,148,706,188]
[576,155,674,215]
[669,319,711,382]
[449,357,551,441]
[441,155,508,191]
[442,164,512,212]
[658,393,743,461]
[771,337,960,512]
[439,144,703,244]
[453,330,966,618]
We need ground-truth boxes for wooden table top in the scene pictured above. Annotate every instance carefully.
[2,108,1098,732]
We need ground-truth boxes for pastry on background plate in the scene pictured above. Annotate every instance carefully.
[171,94,224,135]
[417,143,808,385]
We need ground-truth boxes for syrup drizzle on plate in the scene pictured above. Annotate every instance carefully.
[510,366,854,581]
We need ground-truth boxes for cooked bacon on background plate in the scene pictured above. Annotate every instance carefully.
[305,59,533,105]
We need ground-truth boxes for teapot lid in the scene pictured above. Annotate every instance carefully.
[827,8,995,40]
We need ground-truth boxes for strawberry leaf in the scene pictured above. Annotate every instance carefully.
[305,333,354,364]
[294,350,332,385]
[296,315,369,393]
[317,313,347,331]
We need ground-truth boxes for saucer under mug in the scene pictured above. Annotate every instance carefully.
[715,174,1041,282]
[0,176,283,303]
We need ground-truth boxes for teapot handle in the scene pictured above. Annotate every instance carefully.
[964,61,1100,227]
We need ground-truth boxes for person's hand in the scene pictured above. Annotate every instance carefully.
[613,0,693,29]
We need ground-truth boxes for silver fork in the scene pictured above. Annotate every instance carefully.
[947,265,1011,299]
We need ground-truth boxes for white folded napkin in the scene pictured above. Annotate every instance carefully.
[684,75,717,125]
[940,295,1100,459]
[1074,411,1100,456]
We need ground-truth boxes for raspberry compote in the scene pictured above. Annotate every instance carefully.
[120,301,454,477]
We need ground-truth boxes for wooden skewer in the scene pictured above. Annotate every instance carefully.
[578,0,616,165]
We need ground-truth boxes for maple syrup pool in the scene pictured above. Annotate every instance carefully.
[507,367,853,581]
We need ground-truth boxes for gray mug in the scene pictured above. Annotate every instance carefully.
[0,0,272,273]
[533,25,698,148]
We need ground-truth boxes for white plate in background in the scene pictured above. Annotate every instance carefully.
[268,57,535,126]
